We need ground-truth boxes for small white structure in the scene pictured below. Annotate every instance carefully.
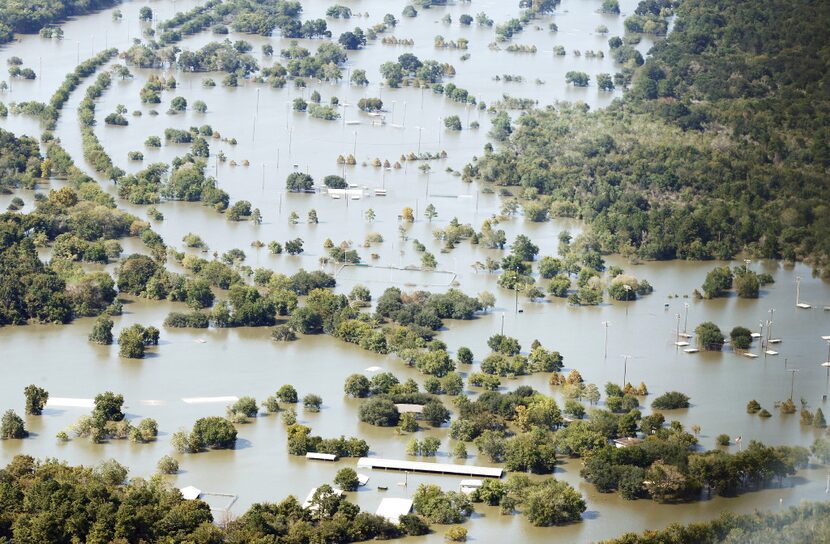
[613,437,643,448]
[674,341,690,347]
[765,350,779,356]
[394,404,425,414]
[769,338,782,344]
[306,452,337,461]
[459,479,483,494]
[180,486,202,501]
[684,348,699,353]
[326,187,365,199]
[375,498,413,523]
[750,332,762,339]
[743,352,759,359]
[365,366,382,372]
[357,473,370,487]
[358,457,503,478]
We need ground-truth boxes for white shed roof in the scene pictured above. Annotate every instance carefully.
[394,403,425,414]
[179,486,202,500]
[375,498,413,523]
[306,452,337,461]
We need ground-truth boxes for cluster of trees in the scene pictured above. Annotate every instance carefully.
[0,0,118,43]
[154,0,220,46]
[470,475,587,526]
[176,39,259,76]
[286,423,369,457]
[448,387,565,471]
[469,0,830,276]
[118,156,230,213]
[380,53,455,87]
[350,372,453,429]
[0,158,147,325]
[279,41,347,81]
[118,323,160,358]
[581,431,808,503]
[480,336,564,377]
[63,391,158,444]
[605,501,830,543]
[700,265,773,299]
[172,416,237,452]
[78,70,124,182]
[624,0,674,36]
[0,451,435,541]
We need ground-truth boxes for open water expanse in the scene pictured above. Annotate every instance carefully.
[1,1,829,541]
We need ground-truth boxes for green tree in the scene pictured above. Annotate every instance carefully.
[88,315,114,344]
[24,385,48,415]
[286,172,314,191]
[359,398,400,426]
[344,374,371,397]
[565,71,590,87]
[702,266,733,298]
[652,391,690,409]
[157,455,179,474]
[734,268,760,298]
[523,480,586,526]
[0,410,27,439]
[303,393,323,412]
[412,484,473,524]
[277,384,299,403]
[334,467,360,491]
[696,322,725,350]
[814,408,827,428]
[730,326,753,350]
[191,416,237,449]
[93,391,125,423]
[444,115,462,131]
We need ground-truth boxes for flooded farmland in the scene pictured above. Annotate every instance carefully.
[1,0,829,542]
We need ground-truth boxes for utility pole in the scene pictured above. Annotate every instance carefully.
[683,302,689,333]
[676,313,681,343]
[602,321,610,359]
[622,354,632,386]
[787,368,800,401]
[500,313,505,336]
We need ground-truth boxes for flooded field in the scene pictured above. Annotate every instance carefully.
[1,0,829,542]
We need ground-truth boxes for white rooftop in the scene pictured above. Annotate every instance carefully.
[394,403,425,414]
[306,452,337,461]
[180,486,202,500]
[357,457,503,478]
[375,498,413,523]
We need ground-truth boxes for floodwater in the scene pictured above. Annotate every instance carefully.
[1,1,830,542]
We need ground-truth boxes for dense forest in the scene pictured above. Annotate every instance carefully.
[0,0,119,43]
[471,0,830,275]
[603,501,830,543]
[0,455,427,543]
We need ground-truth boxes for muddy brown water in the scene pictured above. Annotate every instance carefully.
[1,1,830,541]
